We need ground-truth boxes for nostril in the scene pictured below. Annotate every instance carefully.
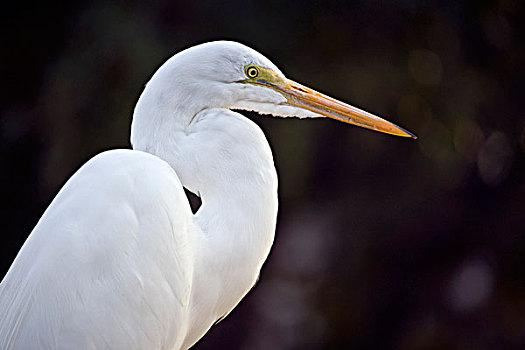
[292,86,309,93]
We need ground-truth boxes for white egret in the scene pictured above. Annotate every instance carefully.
[0,41,415,349]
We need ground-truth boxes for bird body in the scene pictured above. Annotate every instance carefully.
[0,41,414,349]
[1,150,195,349]
[0,109,277,349]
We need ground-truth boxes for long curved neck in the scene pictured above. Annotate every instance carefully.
[185,110,279,262]
[132,103,278,293]
[131,74,279,346]
[131,69,278,242]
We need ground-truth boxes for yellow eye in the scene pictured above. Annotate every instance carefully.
[246,66,259,78]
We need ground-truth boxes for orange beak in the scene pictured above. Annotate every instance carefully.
[278,79,417,139]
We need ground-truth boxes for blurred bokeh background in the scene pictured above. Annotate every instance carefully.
[1,0,524,349]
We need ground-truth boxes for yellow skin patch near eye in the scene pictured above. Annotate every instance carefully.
[243,65,281,82]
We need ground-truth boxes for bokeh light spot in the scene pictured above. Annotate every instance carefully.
[408,49,443,86]
[453,119,485,162]
[447,259,495,312]
[477,131,514,186]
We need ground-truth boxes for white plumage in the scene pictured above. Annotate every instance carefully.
[0,41,414,349]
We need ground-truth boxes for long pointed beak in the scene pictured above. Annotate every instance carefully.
[278,79,417,139]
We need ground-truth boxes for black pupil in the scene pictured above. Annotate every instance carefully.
[249,68,257,77]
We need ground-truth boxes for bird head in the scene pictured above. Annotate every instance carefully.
[132,41,416,143]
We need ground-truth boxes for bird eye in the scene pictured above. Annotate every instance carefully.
[245,66,259,78]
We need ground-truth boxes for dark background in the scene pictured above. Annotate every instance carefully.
[1,1,524,349]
